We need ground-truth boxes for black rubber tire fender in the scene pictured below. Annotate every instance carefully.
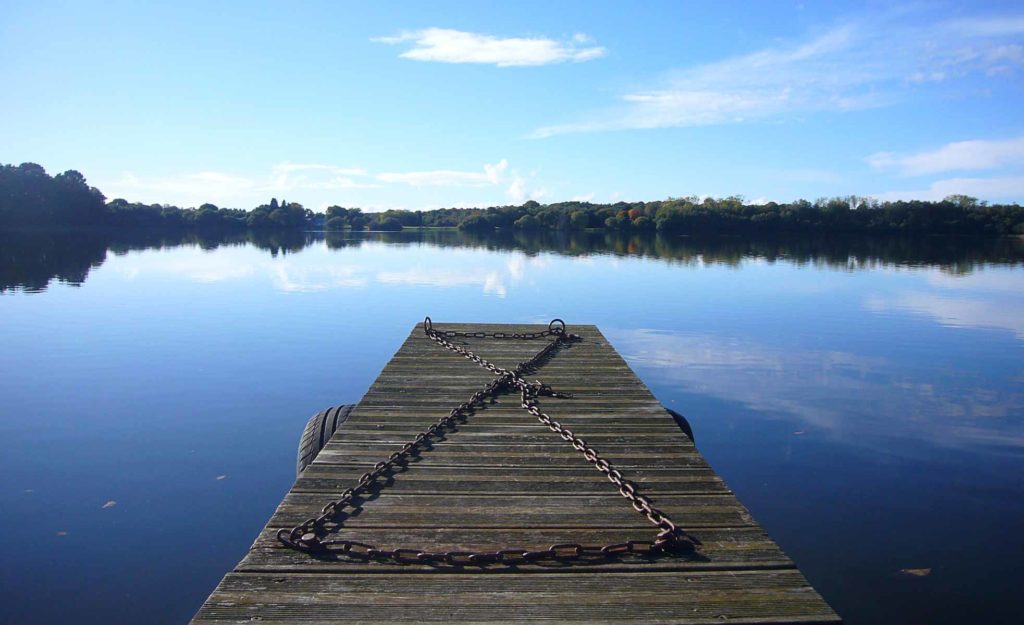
[664,407,696,445]
[296,404,355,476]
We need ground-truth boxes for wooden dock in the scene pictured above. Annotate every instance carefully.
[192,322,841,624]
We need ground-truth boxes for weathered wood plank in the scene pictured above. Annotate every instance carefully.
[191,322,840,624]
[194,570,837,624]
[268,493,756,529]
[292,465,729,496]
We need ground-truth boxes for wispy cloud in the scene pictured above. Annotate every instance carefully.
[872,175,1024,202]
[109,171,256,206]
[376,160,544,203]
[268,162,378,192]
[948,16,1024,38]
[109,163,382,206]
[106,159,539,207]
[507,173,547,203]
[272,163,368,176]
[533,12,1024,137]
[867,136,1024,176]
[373,28,605,67]
[376,160,508,186]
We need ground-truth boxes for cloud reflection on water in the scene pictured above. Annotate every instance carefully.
[105,245,553,298]
[865,267,1024,339]
[376,268,508,296]
[614,328,1024,454]
[271,265,368,292]
[375,254,549,298]
[866,292,1024,339]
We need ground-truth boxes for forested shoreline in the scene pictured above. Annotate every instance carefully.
[3,162,1023,235]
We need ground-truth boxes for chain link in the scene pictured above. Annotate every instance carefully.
[277,317,701,564]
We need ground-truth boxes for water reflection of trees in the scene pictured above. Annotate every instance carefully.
[1,229,321,292]
[384,230,1024,275]
[0,231,109,292]
[3,228,1023,292]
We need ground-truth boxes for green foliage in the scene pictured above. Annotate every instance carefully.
[458,214,495,232]
[514,214,541,229]
[569,210,590,229]
[347,208,369,230]
[248,200,308,229]
[633,215,653,230]
[944,194,981,208]
[326,205,348,221]
[368,216,403,231]
[377,209,422,227]
[0,163,106,227]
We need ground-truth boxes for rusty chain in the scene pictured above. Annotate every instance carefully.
[277,317,701,565]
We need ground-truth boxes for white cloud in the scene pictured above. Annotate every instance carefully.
[373,28,605,67]
[872,175,1024,201]
[533,12,1024,136]
[108,171,256,206]
[867,136,1024,176]
[506,175,527,203]
[108,163,382,206]
[373,160,543,204]
[106,159,537,208]
[272,163,368,176]
[376,159,508,187]
[948,16,1024,37]
[505,172,546,204]
[267,162,378,192]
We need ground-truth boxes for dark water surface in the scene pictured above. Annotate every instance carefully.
[2,230,1023,624]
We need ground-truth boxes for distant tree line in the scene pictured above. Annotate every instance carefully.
[441,196,1024,235]
[1,163,317,232]
[312,194,1024,237]
[3,162,1023,235]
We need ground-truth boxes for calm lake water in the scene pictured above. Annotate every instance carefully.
[2,230,1023,624]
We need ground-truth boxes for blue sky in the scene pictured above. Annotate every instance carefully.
[2,0,1023,210]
